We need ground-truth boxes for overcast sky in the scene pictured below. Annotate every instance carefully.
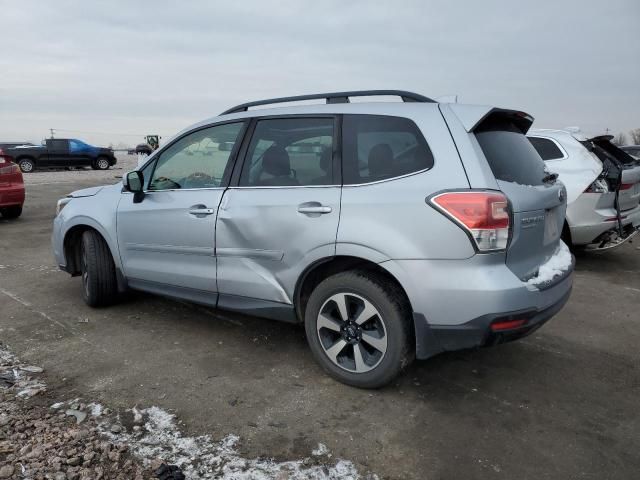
[1,0,638,146]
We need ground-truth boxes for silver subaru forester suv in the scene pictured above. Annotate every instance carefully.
[52,91,574,388]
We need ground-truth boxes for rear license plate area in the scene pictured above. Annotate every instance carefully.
[544,208,560,244]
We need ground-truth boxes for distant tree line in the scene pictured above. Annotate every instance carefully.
[612,128,640,146]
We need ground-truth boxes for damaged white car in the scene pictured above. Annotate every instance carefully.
[528,129,640,251]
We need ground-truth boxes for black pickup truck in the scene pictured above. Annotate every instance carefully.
[5,139,117,173]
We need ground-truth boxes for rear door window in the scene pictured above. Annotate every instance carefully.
[342,115,433,184]
[240,118,335,187]
[476,118,546,186]
[528,137,565,160]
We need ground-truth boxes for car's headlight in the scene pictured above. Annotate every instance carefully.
[56,197,72,216]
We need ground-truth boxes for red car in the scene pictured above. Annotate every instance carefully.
[0,149,25,219]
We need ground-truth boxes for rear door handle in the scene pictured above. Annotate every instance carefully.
[189,206,215,216]
[297,205,332,214]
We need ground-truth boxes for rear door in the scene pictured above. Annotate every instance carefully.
[588,138,640,212]
[46,139,71,167]
[474,114,567,281]
[215,116,340,308]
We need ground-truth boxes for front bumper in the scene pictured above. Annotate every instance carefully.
[52,215,65,269]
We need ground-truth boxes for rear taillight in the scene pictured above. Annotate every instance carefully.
[619,183,635,191]
[585,178,609,193]
[0,163,19,175]
[430,191,510,251]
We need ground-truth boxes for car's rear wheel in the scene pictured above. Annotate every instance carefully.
[95,157,110,170]
[80,230,118,307]
[304,270,414,388]
[17,158,35,173]
[0,206,22,219]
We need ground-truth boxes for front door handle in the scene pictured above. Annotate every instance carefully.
[297,205,332,214]
[189,206,215,216]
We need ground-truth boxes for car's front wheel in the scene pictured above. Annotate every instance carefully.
[94,157,110,170]
[80,230,118,307]
[304,270,414,388]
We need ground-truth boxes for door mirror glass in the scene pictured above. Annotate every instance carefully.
[124,171,143,193]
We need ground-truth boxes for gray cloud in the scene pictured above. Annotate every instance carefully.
[1,0,638,146]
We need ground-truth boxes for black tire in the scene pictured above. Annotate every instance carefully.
[0,205,22,219]
[80,230,118,307]
[304,270,414,389]
[17,158,35,173]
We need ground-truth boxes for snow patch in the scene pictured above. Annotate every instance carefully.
[88,402,103,416]
[526,241,573,287]
[104,406,372,479]
[312,443,330,456]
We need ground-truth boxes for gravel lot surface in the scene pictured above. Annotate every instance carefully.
[1,163,639,479]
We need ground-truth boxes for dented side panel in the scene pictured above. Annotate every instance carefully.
[215,187,341,305]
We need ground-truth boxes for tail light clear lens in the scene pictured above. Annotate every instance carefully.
[585,178,609,193]
[430,191,510,251]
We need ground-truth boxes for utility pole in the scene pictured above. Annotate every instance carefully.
[50,128,55,139]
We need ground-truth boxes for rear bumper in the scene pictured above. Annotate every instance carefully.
[413,286,572,358]
[0,184,25,207]
[568,194,640,245]
[381,252,574,360]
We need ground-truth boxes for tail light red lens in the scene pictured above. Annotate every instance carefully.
[0,155,19,174]
[430,191,510,251]
[619,183,634,191]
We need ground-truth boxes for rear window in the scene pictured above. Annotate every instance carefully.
[475,118,546,186]
[342,115,433,184]
[528,137,564,160]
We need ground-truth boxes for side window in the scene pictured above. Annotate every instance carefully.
[69,140,87,153]
[49,139,68,151]
[240,118,335,187]
[342,115,434,184]
[528,137,565,160]
[148,122,244,191]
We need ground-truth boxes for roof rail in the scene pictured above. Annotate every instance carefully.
[220,90,435,115]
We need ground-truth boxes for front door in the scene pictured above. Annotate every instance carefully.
[216,117,341,307]
[116,121,246,299]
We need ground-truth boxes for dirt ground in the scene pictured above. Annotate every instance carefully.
[1,157,639,479]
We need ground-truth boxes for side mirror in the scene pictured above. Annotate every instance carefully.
[123,171,145,203]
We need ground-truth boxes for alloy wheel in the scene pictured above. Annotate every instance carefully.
[316,292,387,373]
[97,158,109,169]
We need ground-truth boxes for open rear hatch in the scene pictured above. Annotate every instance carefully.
[586,136,640,213]
[473,111,569,285]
